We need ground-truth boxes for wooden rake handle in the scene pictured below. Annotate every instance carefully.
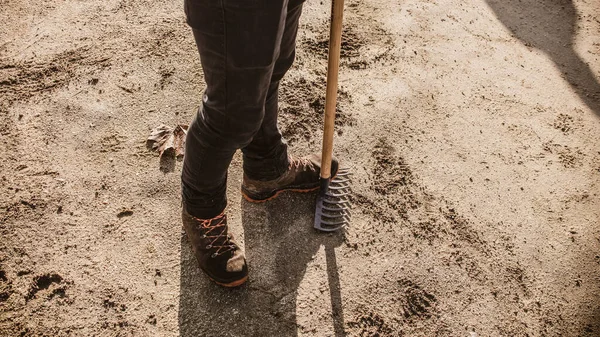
[320,0,345,180]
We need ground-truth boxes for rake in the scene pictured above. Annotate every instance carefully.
[314,0,351,232]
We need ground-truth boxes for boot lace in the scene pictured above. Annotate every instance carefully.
[193,214,236,258]
[289,156,316,172]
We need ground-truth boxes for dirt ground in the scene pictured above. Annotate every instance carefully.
[1,0,599,335]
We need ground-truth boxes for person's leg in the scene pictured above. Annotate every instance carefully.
[240,0,305,181]
[239,0,340,202]
[181,0,290,286]
[182,0,290,218]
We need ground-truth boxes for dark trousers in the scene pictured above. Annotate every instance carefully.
[182,0,304,218]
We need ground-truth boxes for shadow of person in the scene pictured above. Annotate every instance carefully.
[178,192,346,336]
[485,0,600,117]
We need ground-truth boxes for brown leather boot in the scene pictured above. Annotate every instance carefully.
[241,153,339,202]
[182,209,248,287]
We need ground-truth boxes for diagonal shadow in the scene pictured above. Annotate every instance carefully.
[483,4,600,332]
[178,192,346,336]
[485,0,600,117]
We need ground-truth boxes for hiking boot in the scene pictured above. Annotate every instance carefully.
[241,153,339,202]
[182,208,248,287]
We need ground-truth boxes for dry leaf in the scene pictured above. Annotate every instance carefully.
[147,124,188,172]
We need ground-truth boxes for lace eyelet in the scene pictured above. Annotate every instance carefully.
[211,253,218,258]
[206,245,212,249]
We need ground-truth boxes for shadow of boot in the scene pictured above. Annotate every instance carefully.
[178,230,251,336]
[178,191,346,336]
[241,192,346,336]
[486,0,600,117]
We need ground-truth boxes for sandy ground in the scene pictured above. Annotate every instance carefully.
[1,0,600,336]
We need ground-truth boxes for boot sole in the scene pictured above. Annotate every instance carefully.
[241,186,320,203]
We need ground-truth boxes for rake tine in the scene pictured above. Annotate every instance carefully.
[320,218,349,226]
[326,190,351,198]
[323,204,351,212]
[327,186,350,193]
[315,224,346,232]
[319,223,348,231]
[331,178,350,184]
[321,215,350,224]
[331,178,351,184]
[314,166,352,231]
[321,205,351,213]
[328,184,350,190]
[335,170,352,177]
[321,217,350,225]
[323,198,351,206]
[324,210,351,218]
[326,206,349,212]
[321,210,351,218]
[322,199,351,208]
[322,209,351,218]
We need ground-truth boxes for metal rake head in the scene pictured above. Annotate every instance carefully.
[314,168,352,232]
